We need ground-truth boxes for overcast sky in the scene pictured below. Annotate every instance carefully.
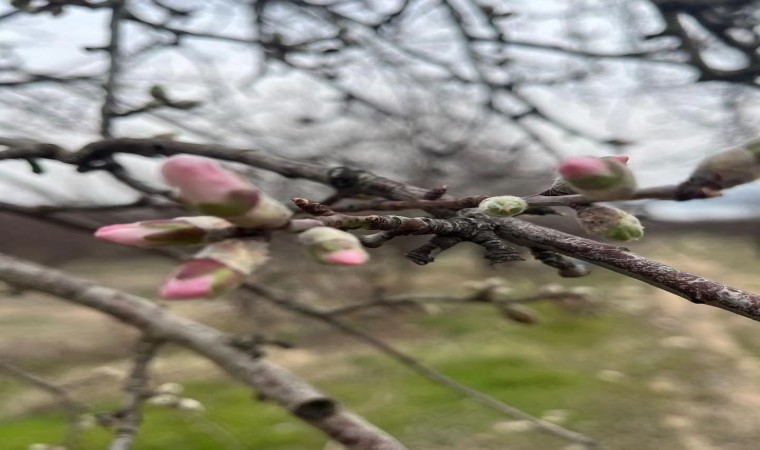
[1,1,760,220]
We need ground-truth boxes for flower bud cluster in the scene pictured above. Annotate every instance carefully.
[94,155,370,300]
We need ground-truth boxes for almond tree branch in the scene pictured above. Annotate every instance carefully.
[496,218,760,321]
[100,0,126,138]
[323,291,587,317]
[0,253,407,450]
[109,338,162,450]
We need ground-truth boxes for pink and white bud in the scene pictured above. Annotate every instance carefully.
[298,227,369,266]
[161,155,292,228]
[558,156,636,200]
[575,205,644,242]
[159,240,269,300]
[541,155,631,197]
[94,216,233,248]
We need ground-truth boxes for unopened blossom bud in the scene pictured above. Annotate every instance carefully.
[298,227,369,266]
[478,196,528,217]
[677,142,760,199]
[161,155,292,228]
[576,205,644,241]
[558,156,636,200]
[94,216,232,248]
[159,240,268,300]
[176,398,205,413]
[148,394,179,406]
[540,156,629,196]
[156,382,184,395]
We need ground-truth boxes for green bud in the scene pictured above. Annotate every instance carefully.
[478,196,528,217]
[576,205,644,242]
[677,144,760,199]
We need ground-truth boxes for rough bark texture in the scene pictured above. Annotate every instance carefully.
[497,219,760,321]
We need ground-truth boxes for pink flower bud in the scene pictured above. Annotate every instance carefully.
[558,157,611,180]
[159,240,269,300]
[558,156,636,200]
[161,155,292,228]
[94,217,232,247]
[540,156,630,197]
[298,227,369,266]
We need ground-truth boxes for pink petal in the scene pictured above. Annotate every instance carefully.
[94,224,151,247]
[174,259,225,278]
[161,155,254,204]
[558,157,611,180]
[612,155,629,164]
[159,275,214,300]
[324,250,369,266]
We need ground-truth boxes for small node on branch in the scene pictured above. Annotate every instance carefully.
[531,248,591,278]
[292,198,336,216]
[423,186,448,200]
[293,399,338,421]
[467,231,524,265]
[327,166,363,189]
[405,236,463,265]
[228,334,296,358]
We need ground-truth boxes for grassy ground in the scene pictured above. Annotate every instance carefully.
[2,233,760,449]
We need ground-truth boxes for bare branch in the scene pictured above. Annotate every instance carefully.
[100,0,126,138]
[496,218,760,322]
[109,339,162,450]
[243,284,598,448]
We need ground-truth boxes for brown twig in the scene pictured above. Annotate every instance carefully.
[109,338,162,450]
[323,291,587,317]
[0,358,89,447]
[242,283,599,448]
[496,218,760,321]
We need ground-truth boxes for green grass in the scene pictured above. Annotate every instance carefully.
[0,301,700,450]
[5,233,760,449]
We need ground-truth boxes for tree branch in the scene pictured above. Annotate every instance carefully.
[0,252,407,450]
[109,338,161,450]
[496,218,760,321]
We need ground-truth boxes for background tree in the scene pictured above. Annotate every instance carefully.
[2,1,760,450]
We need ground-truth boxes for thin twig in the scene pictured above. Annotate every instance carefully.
[0,358,89,447]
[100,0,126,138]
[109,338,162,450]
[243,284,599,448]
